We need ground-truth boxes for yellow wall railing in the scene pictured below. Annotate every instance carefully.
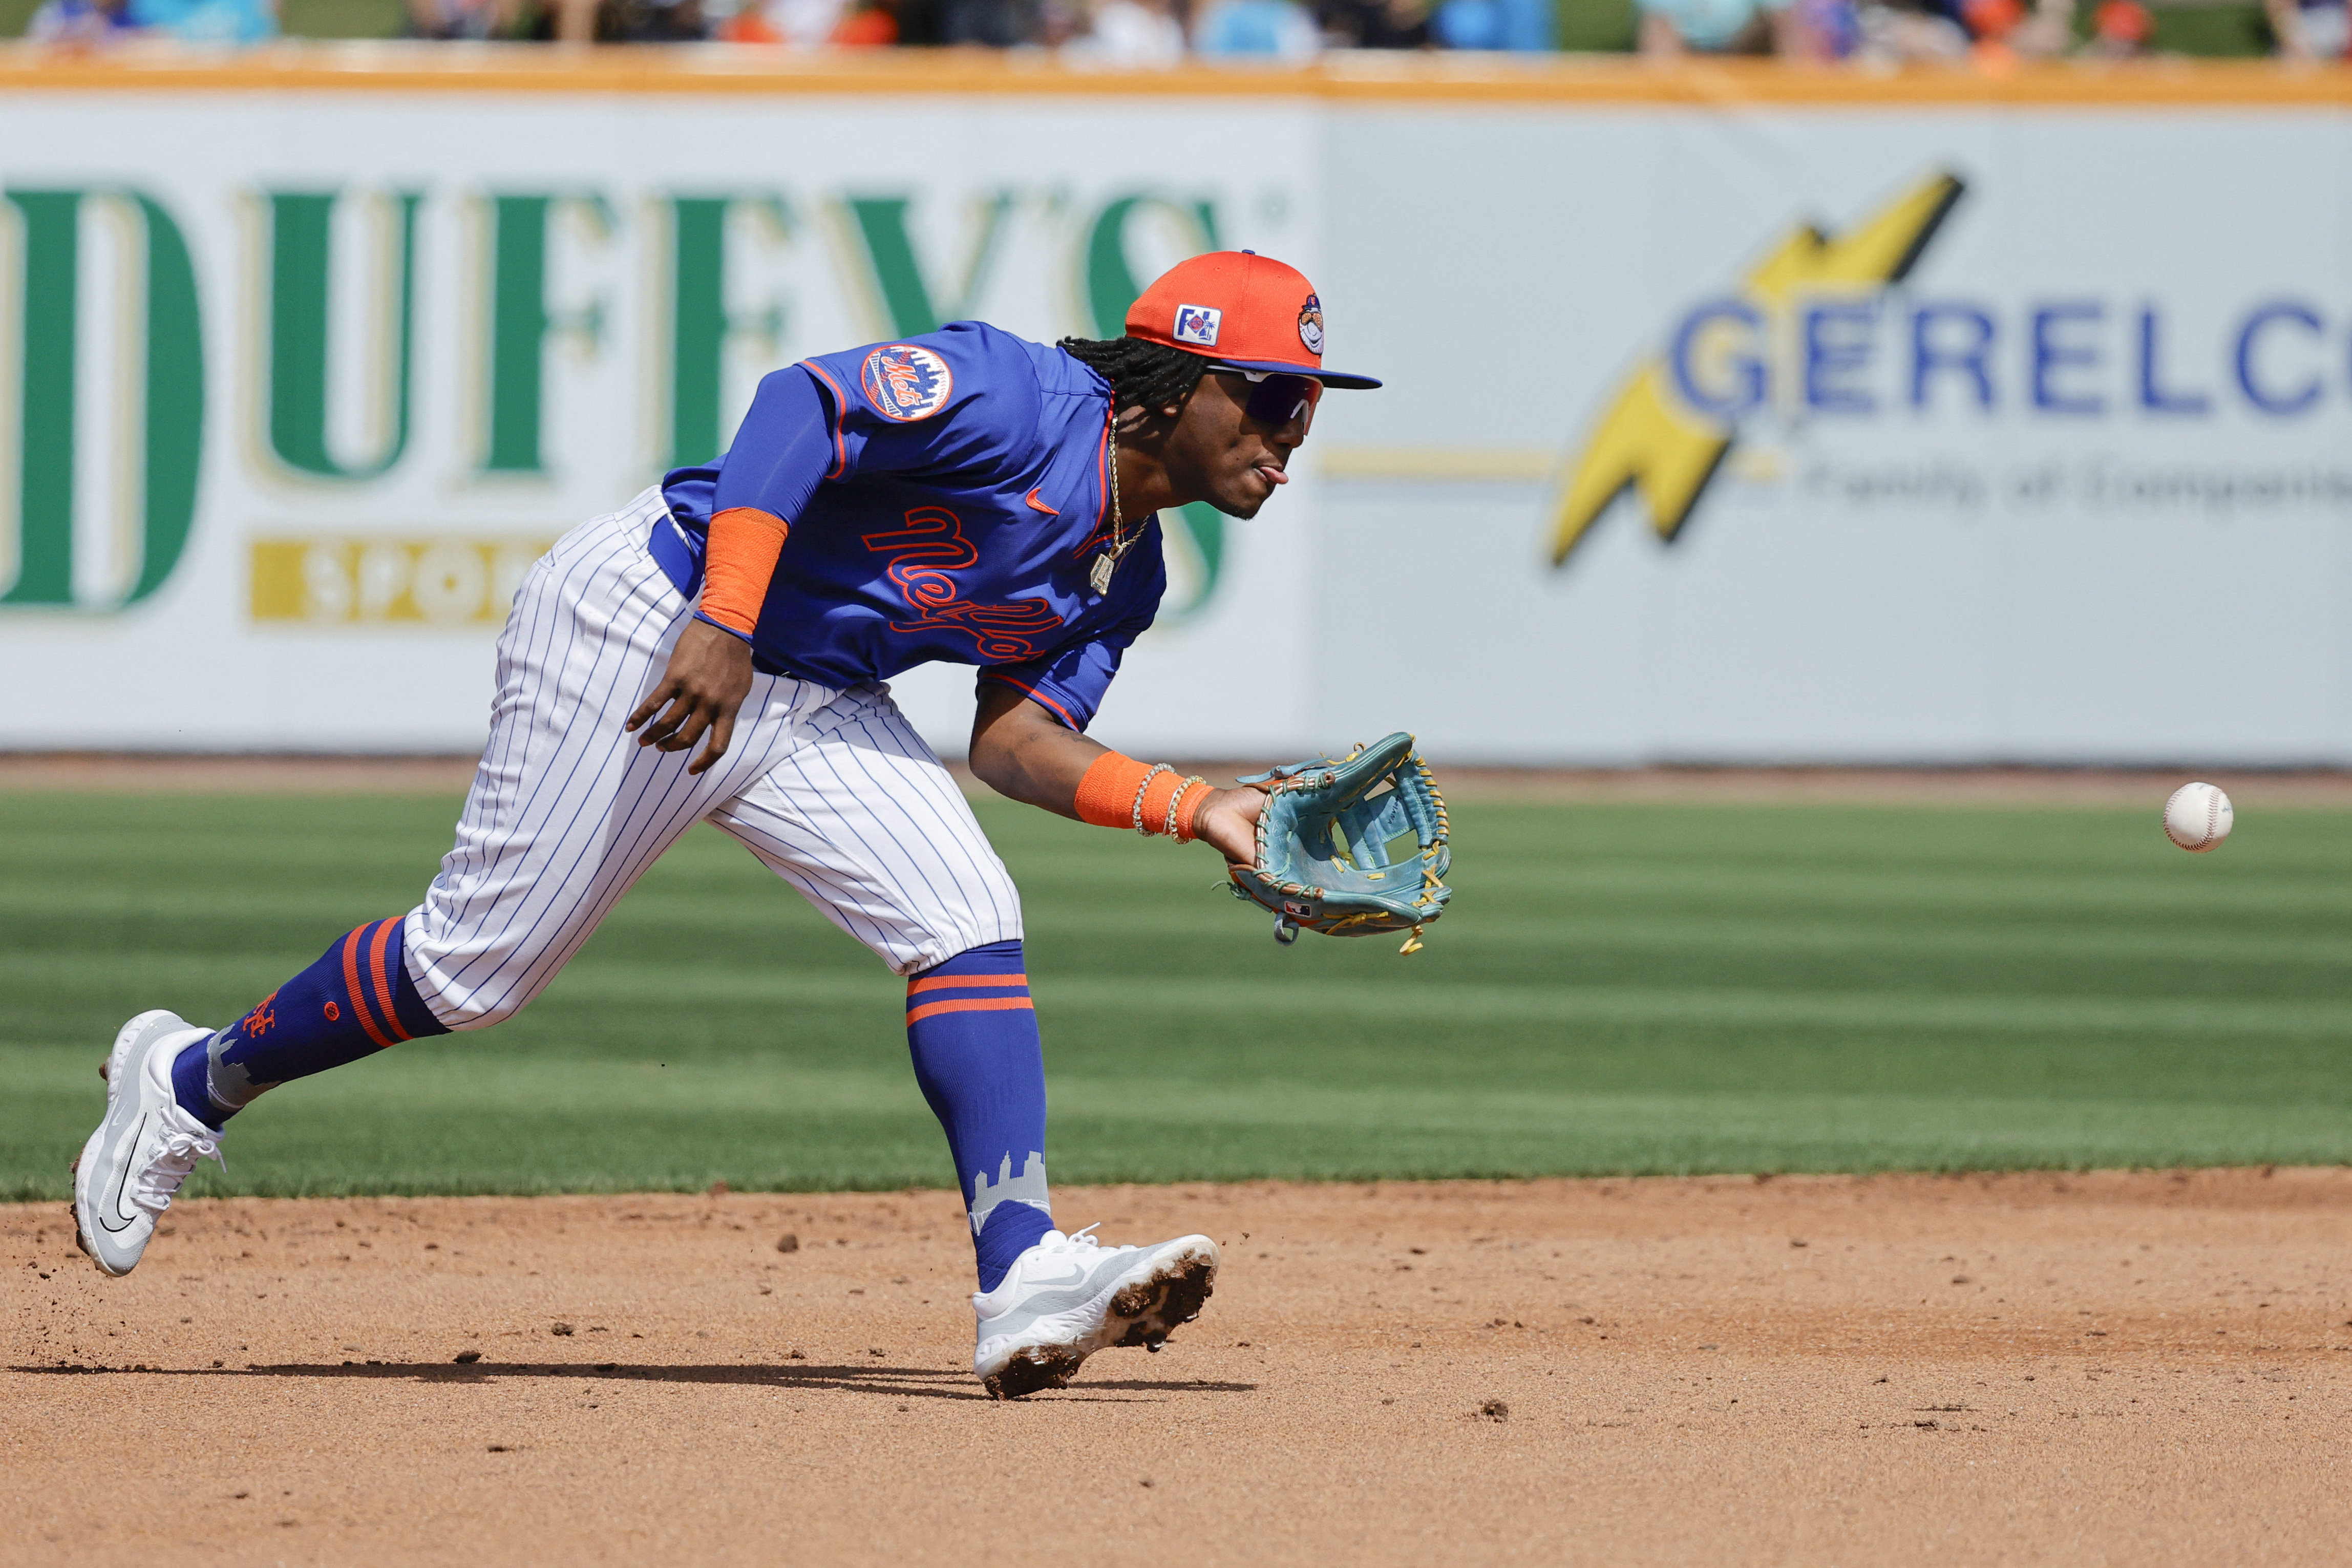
[0,43,2345,103]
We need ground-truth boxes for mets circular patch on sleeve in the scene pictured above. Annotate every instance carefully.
[859,344,955,422]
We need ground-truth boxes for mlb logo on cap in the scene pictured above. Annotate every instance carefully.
[1172,305,1222,348]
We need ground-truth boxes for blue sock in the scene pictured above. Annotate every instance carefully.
[172,917,449,1129]
[906,938,1054,1291]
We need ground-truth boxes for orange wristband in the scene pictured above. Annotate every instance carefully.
[1170,779,1212,843]
[1074,753,1152,830]
[1136,768,1186,832]
[700,506,790,634]
[1073,754,1209,838]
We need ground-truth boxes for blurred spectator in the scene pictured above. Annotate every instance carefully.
[833,0,900,37]
[27,0,140,42]
[2083,0,2150,52]
[1034,0,1086,41]
[1790,0,1861,56]
[407,0,522,37]
[127,0,277,37]
[1960,0,2076,56]
[1429,0,1549,47]
[1316,0,1429,45]
[1638,0,1796,54]
[1195,0,1320,55]
[1064,0,1187,61]
[931,0,1035,41]
[717,0,850,42]
[597,0,708,35]
[2266,0,2349,56]
[1848,0,1968,57]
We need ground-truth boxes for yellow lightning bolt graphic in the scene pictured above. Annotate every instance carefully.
[1548,173,1966,568]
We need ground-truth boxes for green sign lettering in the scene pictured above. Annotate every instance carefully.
[1082,194,1218,339]
[264,189,419,482]
[665,194,789,470]
[481,193,613,475]
[6,190,77,606]
[3,188,203,609]
[839,193,1013,338]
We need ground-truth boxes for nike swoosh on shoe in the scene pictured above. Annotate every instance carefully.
[100,1113,151,1234]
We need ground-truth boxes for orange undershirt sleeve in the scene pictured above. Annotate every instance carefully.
[698,506,791,637]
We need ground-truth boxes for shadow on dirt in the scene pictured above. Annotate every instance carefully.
[11,1361,1259,1403]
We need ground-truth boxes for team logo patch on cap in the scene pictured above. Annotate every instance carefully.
[859,344,954,422]
[1297,293,1325,356]
[1172,304,1222,348]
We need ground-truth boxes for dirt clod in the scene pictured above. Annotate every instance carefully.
[985,1345,1081,1400]
[552,1323,575,1336]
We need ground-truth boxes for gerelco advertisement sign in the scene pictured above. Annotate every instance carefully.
[0,61,2345,764]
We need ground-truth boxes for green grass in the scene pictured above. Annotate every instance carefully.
[4,790,2348,1201]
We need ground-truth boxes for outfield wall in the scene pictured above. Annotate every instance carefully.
[0,52,2346,764]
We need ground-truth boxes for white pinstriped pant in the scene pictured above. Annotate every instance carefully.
[401,489,1023,1030]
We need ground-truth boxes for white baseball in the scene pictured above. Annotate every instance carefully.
[2163,781,2233,853]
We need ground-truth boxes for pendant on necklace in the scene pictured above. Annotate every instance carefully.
[1088,550,1117,596]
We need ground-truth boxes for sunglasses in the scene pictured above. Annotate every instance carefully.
[1216,368,1322,432]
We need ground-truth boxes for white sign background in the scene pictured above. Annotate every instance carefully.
[1,82,2346,766]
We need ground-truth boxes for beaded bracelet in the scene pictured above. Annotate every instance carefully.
[1129,763,1174,836]
[1164,775,1206,840]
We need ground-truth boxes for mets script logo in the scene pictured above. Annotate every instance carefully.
[1297,293,1324,356]
[860,344,955,423]
[1550,171,1965,567]
[1173,305,1221,348]
[861,508,1063,662]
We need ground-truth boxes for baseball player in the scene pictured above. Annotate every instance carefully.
[72,250,1380,1399]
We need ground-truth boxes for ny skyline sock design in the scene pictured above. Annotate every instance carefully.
[904,938,1053,1291]
[171,916,449,1129]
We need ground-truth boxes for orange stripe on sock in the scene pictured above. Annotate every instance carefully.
[365,919,411,1044]
[904,996,1036,1026]
[341,927,395,1049]
[905,972,1029,997]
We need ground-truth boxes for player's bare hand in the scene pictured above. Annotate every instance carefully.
[626,619,754,774]
[1191,785,1267,864]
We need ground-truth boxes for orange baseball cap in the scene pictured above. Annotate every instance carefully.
[1124,250,1382,389]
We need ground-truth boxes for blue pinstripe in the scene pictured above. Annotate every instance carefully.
[399,489,1026,1028]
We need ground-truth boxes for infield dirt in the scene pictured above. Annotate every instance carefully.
[7,1170,2350,1566]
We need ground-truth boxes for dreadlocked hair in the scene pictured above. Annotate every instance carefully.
[1057,335,1211,420]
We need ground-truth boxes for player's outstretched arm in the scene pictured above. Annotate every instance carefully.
[969,682,1265,863]
[626,618,755,774]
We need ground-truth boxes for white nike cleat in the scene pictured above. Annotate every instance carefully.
[971,1225,1220,1400]
[72,1010,225,1278]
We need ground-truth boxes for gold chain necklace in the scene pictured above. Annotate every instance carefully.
[1088,413,1140,596]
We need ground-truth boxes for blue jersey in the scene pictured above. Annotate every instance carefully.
[660,322,1166,733]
